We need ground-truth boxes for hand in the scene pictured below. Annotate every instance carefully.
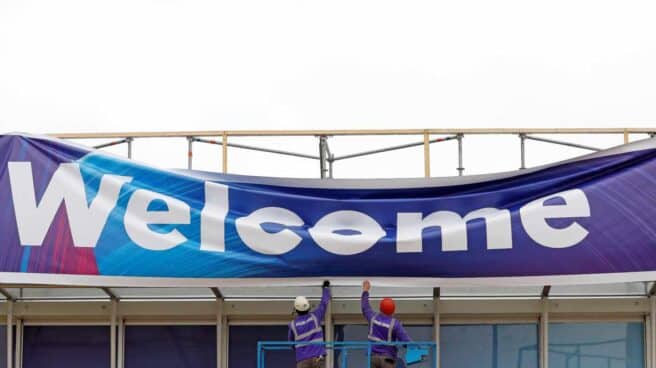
[363,280,371,292]
[322,280,330,288]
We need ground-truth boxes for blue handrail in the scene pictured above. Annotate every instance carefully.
[257,341,436,368]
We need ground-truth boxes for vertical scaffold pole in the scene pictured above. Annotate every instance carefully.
[126,137,133,159]
[519,133,526,170]
[319,136,328,179]
[456,134,464,176]
[328,154,334,179]
[187,136,194,170]
[423,131,431,178]
[624,129,630,144]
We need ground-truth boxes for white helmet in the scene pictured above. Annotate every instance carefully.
[294,296,310,312]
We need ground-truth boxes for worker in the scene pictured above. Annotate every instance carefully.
[361,280,412,368]
[288,280,331,368]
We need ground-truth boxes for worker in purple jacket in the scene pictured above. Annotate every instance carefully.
[288,280,331,368]
[361,280,412,368]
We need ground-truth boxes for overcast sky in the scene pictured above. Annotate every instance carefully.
[1,0,655,178]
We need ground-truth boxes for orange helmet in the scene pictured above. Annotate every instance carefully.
[379,298,395,315]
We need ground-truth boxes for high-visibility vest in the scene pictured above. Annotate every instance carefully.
[368,314,397,343]
[290,313,323,347]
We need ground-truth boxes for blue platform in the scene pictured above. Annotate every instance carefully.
[257,341,436,368]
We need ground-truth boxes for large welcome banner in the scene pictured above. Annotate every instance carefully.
[1,133,656,286]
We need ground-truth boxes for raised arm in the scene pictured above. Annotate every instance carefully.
[312,280,331,320]
[361,280,375,322]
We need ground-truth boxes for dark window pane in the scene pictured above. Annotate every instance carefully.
[125,325,216,368]
[549,322,644,368]
[23,326,110,368]
[0,326,6,364]
[229,325,296,368]
[441,324,538,368]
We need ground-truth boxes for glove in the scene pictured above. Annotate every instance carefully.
[322,280,330,288]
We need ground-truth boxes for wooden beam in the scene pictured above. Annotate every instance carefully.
[47,127,656,139]
[52,129,424,139]
[423,131,431,178]
[222,132,228,173]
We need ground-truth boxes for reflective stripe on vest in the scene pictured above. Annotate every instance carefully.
[368,314,396,342]
[296,337,324,348]
[291,314,322,342]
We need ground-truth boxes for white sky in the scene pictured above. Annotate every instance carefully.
[1,0,656,178]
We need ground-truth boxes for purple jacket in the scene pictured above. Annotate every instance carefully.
[288,287,331,362]
[361,291,411,358]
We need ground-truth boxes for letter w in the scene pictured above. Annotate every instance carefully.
[8,162,132,247]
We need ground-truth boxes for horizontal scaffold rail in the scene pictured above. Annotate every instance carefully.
[50,127,656,139]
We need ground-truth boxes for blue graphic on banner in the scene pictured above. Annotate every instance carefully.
[2,133,656,282]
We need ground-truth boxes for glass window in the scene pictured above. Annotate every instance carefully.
[229,325,296,368]
[550,283,649,297]
[113,288,214,299]
[22,326,110,368]
[441,286,542,298]
[549,322,644,368]
[18,288,109,300]
[125,325,216,368]
[334,324,433,368]
[441,324,538,368]
[220,286,433,299]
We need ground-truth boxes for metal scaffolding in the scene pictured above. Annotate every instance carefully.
[53,128,655,179]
